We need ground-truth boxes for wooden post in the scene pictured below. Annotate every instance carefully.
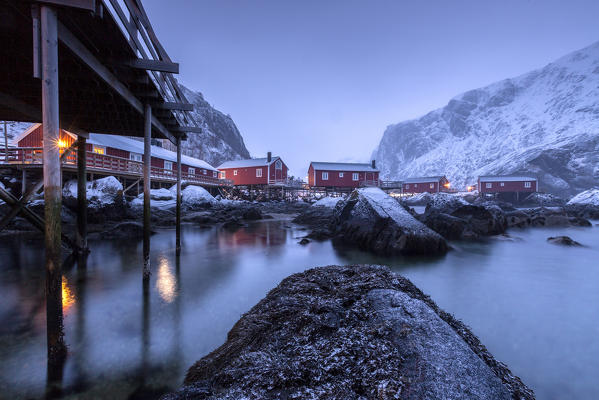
[3,121,7,162]
[176,136,182,255]
[40,4,66,364]
[77,137,87,250]
[143,104,151,281]
[21,169,26,196]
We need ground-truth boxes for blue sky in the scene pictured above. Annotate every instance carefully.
[145,0,599,177]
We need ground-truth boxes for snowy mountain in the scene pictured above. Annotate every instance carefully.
[177,84,250,166]
[373,42,599,197]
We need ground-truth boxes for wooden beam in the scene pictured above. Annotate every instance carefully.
[56,21,177,143]
[155,102,193,111]
[129,59,179,74]
[0,92,42,121]
[171,126,202,133]
[36,0,96,11]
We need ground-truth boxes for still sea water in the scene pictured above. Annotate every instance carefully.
[0,217,598,400]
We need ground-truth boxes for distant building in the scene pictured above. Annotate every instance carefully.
[402,176,450,194]
[478,175,538,194]
[308,161,379,188]
[217,152,288,186]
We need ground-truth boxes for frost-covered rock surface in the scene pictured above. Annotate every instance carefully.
[166,265,533,400]
[373,41,599,197]
[567,188,599,206]
[181,185,217,207]
[63,176,123,207]
[333,188,448,255]
[177,85,250,166]
[424,192,469,214]
[312,196,343,208]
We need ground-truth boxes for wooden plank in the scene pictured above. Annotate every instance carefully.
[129,59,179,74]
[155,102,193,111]
[171,126,202,133]
[37,0,96,11]
[56,21,177,143]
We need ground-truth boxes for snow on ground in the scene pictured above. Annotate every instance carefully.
[356,188,428,232]
[63,176,123,207]
[567,188,599,206]
[312,196,343,208]
[181,185,217,206]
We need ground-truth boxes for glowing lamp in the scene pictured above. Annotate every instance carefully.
[57,139,68,148]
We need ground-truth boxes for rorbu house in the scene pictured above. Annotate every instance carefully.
[9,123,222,188]
[217,152,288,186]
[308,161,379,189]
[478,175,538,194]
[402,176,451,194]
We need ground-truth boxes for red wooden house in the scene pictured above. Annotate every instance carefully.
[10,123,223,186]
[308,161,379,188]
[478,175,538,194]
[217,153,288,186]
[402,176,450,194]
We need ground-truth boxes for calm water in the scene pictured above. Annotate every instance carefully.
[0,217,598,400]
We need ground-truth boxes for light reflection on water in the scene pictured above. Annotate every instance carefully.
[0,218,597,400]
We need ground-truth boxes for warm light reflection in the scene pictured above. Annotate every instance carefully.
[57,139,68,149]
[156,256,177,303]
[444,182,451,188]
[62,276,75,313]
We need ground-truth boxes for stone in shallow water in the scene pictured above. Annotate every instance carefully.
[163,265,534,400]
[547,236,583,246]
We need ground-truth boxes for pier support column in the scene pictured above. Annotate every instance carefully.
[21,169,26,196]
[176,137,182,256]
[41,4,66,364]
[143,104,151,281]
[76,137,87,251]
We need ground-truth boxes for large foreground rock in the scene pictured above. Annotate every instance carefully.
[333,188,448,255]
[422,204,508,240]
[166,265,533,400]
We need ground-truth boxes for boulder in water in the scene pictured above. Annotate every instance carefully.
[333,188,448,255]
[547,236,583,246]
[165,265,533,400]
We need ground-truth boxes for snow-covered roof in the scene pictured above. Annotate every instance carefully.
[217,157,280,169]
[310,162,379,172]
[403,176,446,184]
[478,175,537,182]
[12,123,218,172]
[87,134,218,172]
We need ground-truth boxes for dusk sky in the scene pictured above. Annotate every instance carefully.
[144,0,599,177]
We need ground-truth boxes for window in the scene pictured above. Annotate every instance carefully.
[93,145,105,155]
[188,167,195,175]
[430,183,434,189]
[352,173,359,181]
[130,153,142,162]
[213,171,217,178]
[406,184,410,189]
[414,183,418,188]
[275,160,282,170]
[486,182,492,188]
[524,181,532,188]
[500,182,505,187]
[234,170,238,176]
[322,172,329,180]
[256,168,263,177]
[339,172,344,178]
[203,169,207,175]
[164,161,173,170]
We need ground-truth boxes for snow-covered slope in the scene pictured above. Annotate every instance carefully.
[2,121,31,143]
[178,84,250,166]
[373,42,599,197]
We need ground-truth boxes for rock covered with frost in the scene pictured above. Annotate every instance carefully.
[312,196,343,208]
[62,176,125,222]
[165,265,534,400]
[333,188,448,255]
[567,188,599,206]
[181,185,217,208]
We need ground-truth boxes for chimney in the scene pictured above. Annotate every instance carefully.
[371,159,376,169]
[267,152,272,163]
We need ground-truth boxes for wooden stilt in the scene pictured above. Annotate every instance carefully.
[143,103,151,281]
[40,4,66,364]
[21,169,26,196]
[3,121,7,162]
[176,136,182,255]
[76,137,87,251]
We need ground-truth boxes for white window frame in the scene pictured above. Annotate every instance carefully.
[486,182,492,188]
[234,170,238,176]
[414,183,418,188]
[164,161,173,170]
[322,172,329,180]
[429,183,434,189]
[352,173,359,181]
[203,169,207,175]
[524,181,532,188]
[339,172,344,178]
[275,159,282,170]
[129,152,142,162]
[405,184,410,189]
[213,171,217,178]
[500,182,505,187]
[256,168,263,177]
[188,167,195,175]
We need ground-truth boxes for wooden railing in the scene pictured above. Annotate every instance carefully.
[0,147,231,186]
[358,180,381,188]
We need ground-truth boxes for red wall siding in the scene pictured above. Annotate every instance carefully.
[310,168,379,188]
[478,180,537,193]
[18,126,75,149]
[403,181,439,193]
[221,165,268,185]
[268,159,288,182]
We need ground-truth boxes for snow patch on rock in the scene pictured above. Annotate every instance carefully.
[63,176,123,207]
[312,196,343,208]
[181,185,217,207]
[567,188,599,206]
